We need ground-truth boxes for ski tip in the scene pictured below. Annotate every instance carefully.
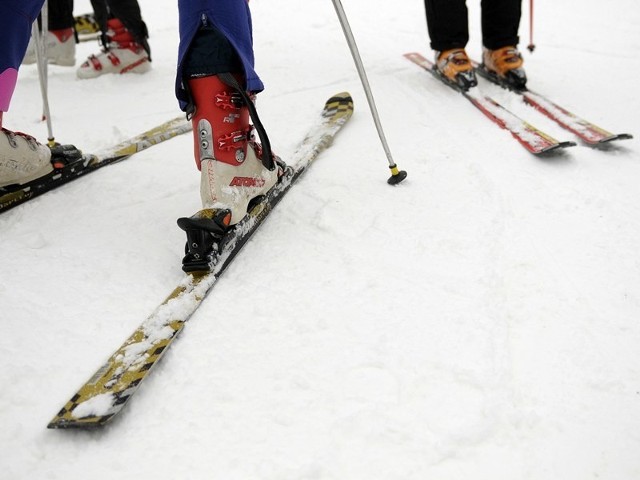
[323,92,354,124]
[597,133,633,144]
[534,140,577,155]
[325,92,353,108]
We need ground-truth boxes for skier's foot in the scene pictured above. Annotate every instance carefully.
[189,74,281,226]
[435,48,478,91]
[198,141,281,226]
[481,46,527,90]
[177,73,283,272]
[0,128,53,189]
[22,28,76,67]
[178,147,285,273]
[77,18,151,79]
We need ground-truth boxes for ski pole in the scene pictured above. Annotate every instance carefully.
[32,4,56,147]
[41,0,50,113]
[330,0,407,185]
[527,0,536,52]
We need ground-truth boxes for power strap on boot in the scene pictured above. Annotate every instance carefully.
[218,72,275,171]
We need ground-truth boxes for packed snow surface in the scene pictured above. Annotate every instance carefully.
[1,0,639,478]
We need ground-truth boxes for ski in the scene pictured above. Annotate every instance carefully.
[74,13,100,42]
[471,60,633,145]
[404,52,576,155]
[0,116,191,214]
[47,92,354,429]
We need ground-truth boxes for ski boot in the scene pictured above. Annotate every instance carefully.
[77,18,151,79]
[1,128,83,193]
[435,48,478,91]
[177,73,282,273]
[481,46,527,91]
[1,128,54,189]
[22,28,76,67]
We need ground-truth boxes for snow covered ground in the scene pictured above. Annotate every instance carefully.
[1,0,639,478]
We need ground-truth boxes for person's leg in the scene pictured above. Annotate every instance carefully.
[104,0,150,56]
[175,2,281,272]
[423,0,477,89]
[76,0,150,78]
[22,0,76,66]
[481,0,526,88]
[49,0,75,30]
[0,0,55,188]
[182,24,278,224]
[424,0,469,51]
[481,0,521,49]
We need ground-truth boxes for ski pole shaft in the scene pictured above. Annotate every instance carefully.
[330,0,407,185]
[42,0,50,108]
[527,0,535,52]
[32,5,56,147]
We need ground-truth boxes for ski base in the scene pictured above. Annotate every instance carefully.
[404,52,576,155]
[47,92,354,429]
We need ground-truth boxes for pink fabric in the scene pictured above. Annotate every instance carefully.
[0,68,19,112]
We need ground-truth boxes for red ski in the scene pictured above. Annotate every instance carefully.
[404,52,575,155]
[472,59,633,145]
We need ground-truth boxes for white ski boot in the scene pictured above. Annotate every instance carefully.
[0,128,53,188]
[77,18,150,79]
[23,28,76,67]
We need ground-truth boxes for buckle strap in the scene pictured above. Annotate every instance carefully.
[445,50,471,66]
[217,129,250,152]
[215,91,243,110]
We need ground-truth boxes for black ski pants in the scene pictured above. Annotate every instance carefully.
[37,0,74,31]
[90,0,149,53]
[424,0,521,51]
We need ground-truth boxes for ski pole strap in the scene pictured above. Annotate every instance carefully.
[218,72,274,171]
